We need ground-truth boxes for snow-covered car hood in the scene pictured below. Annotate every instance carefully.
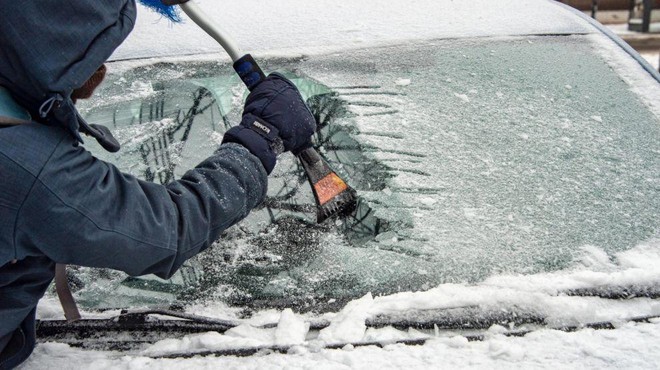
[112,0,594,61]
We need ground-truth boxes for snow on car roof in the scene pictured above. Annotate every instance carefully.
[112,0,594,61]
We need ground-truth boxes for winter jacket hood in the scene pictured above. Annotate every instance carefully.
[0,0,137,151]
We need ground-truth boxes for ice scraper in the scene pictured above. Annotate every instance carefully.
[152,0,357,223]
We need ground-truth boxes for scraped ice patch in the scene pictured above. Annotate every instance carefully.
[446,335,469,348]
[454,93,470,103]
[77,80,157,115]
[577,245,616,270]
[143,331,266,356]
[181,301,244,323]
[363,326,419,343]
[275,308,310,345]
[395,78,411,86]
[616,243,660,270]
[319,293,374,343]
[114,118,179,146]
[108,80,155,105]
[225,324,276,342]
[488,338,524,360]
[36,296,66,320]
[36,296,120,321]
[418,196,437,206]
[463,208,477,219]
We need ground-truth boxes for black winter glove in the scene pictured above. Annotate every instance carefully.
[222,73,317,174]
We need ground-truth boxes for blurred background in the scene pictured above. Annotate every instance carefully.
[559,0,659,70]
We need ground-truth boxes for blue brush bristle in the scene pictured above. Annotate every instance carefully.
[138,0,182,23]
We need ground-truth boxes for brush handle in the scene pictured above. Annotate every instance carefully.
[179,1,242,61]
[177,0,355,222]
[178,3,265,90]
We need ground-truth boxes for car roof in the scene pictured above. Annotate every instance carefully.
[112,0,595,61]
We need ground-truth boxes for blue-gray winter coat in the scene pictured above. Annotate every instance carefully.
[0,1,268,368]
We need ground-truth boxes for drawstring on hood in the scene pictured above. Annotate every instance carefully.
[38,95,63,119]
[0,0,137,153]
[38,92,121,153]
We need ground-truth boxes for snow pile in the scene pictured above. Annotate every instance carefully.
[368,242,660,322]
[142,309,309,357]
[318,293,374,343]
[29,242,660,368]
[143,331,263,356]
[275,309,309,346]
[23,320,660,369]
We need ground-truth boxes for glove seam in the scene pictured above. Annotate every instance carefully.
[254,85,292,118]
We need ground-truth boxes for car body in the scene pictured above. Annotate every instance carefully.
[32,0,660,365]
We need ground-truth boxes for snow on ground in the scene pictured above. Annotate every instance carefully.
[25,242,660,369]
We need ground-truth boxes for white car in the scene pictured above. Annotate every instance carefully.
[29,0,660,368]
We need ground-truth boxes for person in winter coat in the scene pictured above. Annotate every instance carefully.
[0,1,316,368]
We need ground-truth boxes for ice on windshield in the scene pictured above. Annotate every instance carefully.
[73,35,660,312]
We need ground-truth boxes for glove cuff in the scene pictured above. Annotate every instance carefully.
[240,113,284,154]
[222,126,277,174]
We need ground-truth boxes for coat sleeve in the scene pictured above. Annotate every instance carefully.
[15,138,268,279]
[162,142,269,275]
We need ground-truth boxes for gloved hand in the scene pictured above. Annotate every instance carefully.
[222,73,317,174]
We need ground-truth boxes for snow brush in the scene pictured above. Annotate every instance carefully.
[149,0,357,223]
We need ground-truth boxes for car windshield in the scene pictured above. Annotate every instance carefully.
[71,34,660,312]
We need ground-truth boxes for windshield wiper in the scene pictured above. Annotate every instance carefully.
[564,285,660,299]
[36,297,660,354]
